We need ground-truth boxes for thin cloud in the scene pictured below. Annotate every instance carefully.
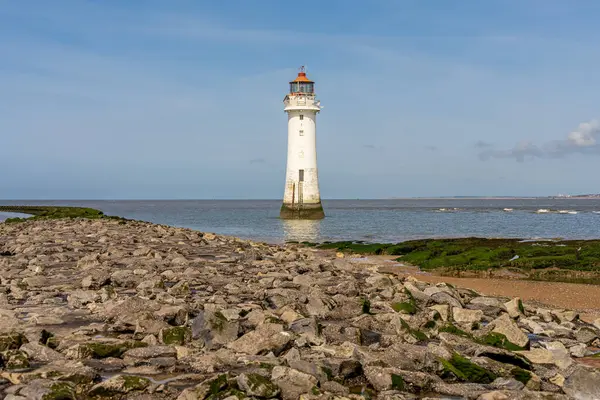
[475,140,493,148]
[479,119,600,162]
[425,145,437,151]
[249,158,267,164]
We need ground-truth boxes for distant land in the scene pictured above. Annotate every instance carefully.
[387,194,600,199]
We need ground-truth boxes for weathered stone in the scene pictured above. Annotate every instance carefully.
[563,366,600,400]
[504,298,524,319]
[453,307,483,325]
[237,372,281,398]
[228,323,293,356]
[191,310,239,349]
[491,314,529,348]
[88,374,150,396]
[271,366,318,400]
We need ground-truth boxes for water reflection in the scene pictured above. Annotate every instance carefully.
[281,219,322,242]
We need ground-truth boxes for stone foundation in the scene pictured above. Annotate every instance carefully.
[279,203,325,220]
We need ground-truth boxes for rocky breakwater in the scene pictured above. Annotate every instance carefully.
[0,219,599,400]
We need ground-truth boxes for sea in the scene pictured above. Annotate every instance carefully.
[1,199,600,244]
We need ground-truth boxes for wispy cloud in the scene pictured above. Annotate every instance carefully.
[475,140,493,148]
[479,119,600,162]
[249,158,267,164]
[425,145,437,151]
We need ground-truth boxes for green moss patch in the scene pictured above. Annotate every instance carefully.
[480,332,524,351]
[392,301,416,314]
[439,323,472,338]
[0,205,126,223]
[160,326,192,345]
[83,340,147,359]
[0,332,28,351]
[306,238,600,275]
[511,367,532,385]
[42,382,77,400]
[391,373,405,391]
[440,353,497,384]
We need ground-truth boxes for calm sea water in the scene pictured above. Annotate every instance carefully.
[1,199,600,244]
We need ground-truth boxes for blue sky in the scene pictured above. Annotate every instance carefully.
[2,0,600,199]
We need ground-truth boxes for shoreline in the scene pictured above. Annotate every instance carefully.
[1,217,600,398]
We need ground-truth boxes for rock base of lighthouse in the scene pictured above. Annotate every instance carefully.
[280,202,325,220]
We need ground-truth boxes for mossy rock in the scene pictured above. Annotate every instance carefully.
[0,332,28,351]
[238,373,280,398]
[42,381,77,400]
[391,373,405,391]
[511,367,532,384]
[88,374,150,396]
[3,349,30,370]
[439,323,472,338]
[82,340,147,358]
[361,298,372,314]
[479,332,524,351]
[440,353,497,384]
[392,301,417,315]
[160,326,192,345]
[397,317,428,342]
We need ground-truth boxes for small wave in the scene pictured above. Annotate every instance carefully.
[503,208,513,212]
[536,209,550,213]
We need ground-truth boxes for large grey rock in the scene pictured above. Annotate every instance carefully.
[563,366,600,400]
[491,314,529,348]
[3,379,77,400]
[453,307,484,324]
[191,310,239,349]
[228,323,294,356]
[271,366,318,400]
[430,291,463,308]
[237,373,280,398]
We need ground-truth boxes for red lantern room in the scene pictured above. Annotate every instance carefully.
[289,66,314,94]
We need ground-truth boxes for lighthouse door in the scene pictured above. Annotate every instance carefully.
[297,170,304,209]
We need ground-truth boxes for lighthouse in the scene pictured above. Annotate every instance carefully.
[280,67,325,219]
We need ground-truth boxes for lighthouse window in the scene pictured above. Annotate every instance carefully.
[299,169,304,181]
[299,115,304,120]
[299,130,304,136]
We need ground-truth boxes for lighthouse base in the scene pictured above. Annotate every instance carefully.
[280,202,325,220]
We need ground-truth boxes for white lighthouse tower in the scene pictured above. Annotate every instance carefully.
[280,66,325,219]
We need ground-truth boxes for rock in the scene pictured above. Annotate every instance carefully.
[470,297,506,309]
[478,392,508,400]
[228,323,293,356]
[429,292,462,308]
[516,348,555,365]
[491,314,529,348]
[551,309,578,323]
[159,326,192,345]
[191,310,239,349]
[520,318,545,335]
[88,374,150,396]
[122,345,177,363]
[20,342,64,363]
[3,379,77,400]
[542,341,572,369]
[569,343,587,358]
[491,377,524,391]
[271,366,318,400]
[563,366,600,400]
[429,305,450,322]
[0,332,28,351]
[504,298,524,319]
[453,307,484,325]
[237,373,280,398]
[575,327,598,344]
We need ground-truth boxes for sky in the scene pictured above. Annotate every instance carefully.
[2,0,600,199]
